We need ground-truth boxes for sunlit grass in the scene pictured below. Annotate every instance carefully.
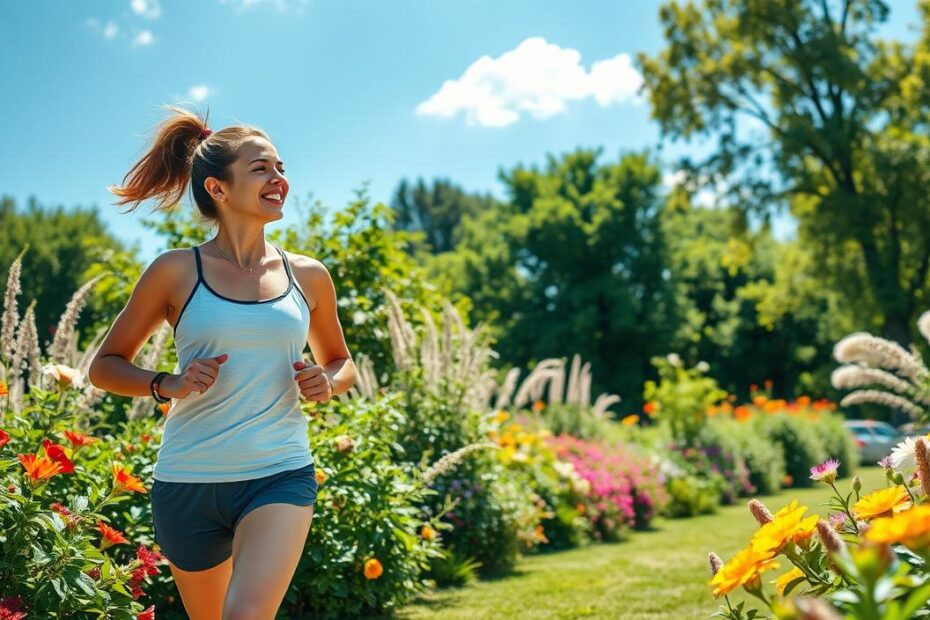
[398,466,887,619]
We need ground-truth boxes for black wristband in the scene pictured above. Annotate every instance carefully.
[151,371,171,403]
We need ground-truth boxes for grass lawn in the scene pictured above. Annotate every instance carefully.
[398,466,888,620]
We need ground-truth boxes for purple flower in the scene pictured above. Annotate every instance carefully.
[878,455,894,469]
[810,459,840,484]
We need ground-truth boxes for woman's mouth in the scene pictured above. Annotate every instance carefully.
[260,192,284,207]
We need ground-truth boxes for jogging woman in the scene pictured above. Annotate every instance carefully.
[88,105,357,619]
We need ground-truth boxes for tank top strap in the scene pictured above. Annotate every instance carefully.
[274,245,295,286]
[192,245,205,283]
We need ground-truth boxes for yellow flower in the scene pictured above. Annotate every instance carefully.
[420,525,437,541]
[493,409,509,423]
[315,468,328,485]
[621,414,639,426]
[709,545,779,598]
[751,501,819,554]
[364,558,383,580]
[865,505,930,551]
[853,486,911,521]
[772,566,805,596]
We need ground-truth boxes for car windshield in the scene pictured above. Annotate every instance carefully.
[871,426,902,439]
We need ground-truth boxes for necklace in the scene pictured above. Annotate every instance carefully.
[211,239,265,273]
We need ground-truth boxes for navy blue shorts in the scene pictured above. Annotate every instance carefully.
[150,462,318,572]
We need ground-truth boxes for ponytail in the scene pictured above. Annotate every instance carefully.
[108,104,270,223]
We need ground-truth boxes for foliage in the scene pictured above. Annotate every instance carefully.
[644,354,728,446]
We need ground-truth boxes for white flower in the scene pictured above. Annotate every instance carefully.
[890,436,921,476]
[696,361,710,373]
[40,363,85,390]
[667,353,682,367]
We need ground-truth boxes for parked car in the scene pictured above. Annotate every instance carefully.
[843,420,905,464]
[897,422,930,436]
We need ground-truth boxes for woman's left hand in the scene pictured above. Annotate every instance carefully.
[293,360,333,402]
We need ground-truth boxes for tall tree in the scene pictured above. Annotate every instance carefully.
[389,177,495,254]
[638,0,930,344]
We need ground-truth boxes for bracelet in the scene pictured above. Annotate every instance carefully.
[151,371,171,403]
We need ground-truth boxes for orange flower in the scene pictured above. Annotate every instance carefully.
[753,396,768,407]
[0,380,8,397]
[532,400,545,412]
[421,525,437,541]
[621,414,639,426]
[364,558,383,580]
[97,520,129,550]
[315,468,328,485]
[159,402,170,416]
[796,396,811,407]
[18,453,63,484]
[854,486,911,521]
[709,545,779,598]
[643,401,657,415]
[63,430,97,455]
[734,406,751,421]
[534,524,549,544]
[42,439,75,474]
[493,409,509,423]
[112,462,147,495]
[576,502,586,515]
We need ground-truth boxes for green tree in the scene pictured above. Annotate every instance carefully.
[0,195,125,352]
[389,177,496,254]
[443,148,677,406]
[638,0,930,344]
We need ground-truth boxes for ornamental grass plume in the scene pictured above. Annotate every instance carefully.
[839,390,924,419]
[816,519,846,553]
[0,251,23,365]
[421,441,499,486]
[916,437,930,498]
[708,552,723,576]
[47,273,106,366]
[833,332,928,382]
[748,499,774,525]
[831,365,922,399]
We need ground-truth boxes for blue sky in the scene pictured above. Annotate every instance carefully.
[0,0,923,265]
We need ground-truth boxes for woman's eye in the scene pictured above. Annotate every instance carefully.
[253,168,285,174]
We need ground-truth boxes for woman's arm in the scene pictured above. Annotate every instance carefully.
[288,251,358,396]
[88,250,183,398]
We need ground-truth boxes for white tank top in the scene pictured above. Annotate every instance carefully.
[152,244,314,482]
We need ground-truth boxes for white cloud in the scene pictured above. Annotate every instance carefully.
[85,17,119,40]
[130,0,162,19]
[133,29,155,47]
[415,36,644,128]
[218,0,309,15]
[188,85,213,102]
[103,20,119,39]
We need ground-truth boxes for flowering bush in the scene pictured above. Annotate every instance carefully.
[548,434,666,541]
[486,412,591,550]
[706,444,930,619]
[643,354,727,446]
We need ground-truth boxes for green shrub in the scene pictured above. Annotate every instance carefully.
[755,414,827,488]
[704,418,786,496]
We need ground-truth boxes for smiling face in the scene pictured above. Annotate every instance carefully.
[205,137,289,223]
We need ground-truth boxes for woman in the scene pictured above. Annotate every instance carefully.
[88,104,357,619]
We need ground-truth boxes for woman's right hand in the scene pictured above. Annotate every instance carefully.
[161,353,229,399]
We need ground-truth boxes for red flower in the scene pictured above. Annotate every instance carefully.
[136,605,155,620]
[42,438,75,474]
[0,429,10,450]
[0,595,26,620]
[97,520,129,550]
[63,430,97,452]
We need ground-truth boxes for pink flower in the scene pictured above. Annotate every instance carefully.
[809,459,840,484]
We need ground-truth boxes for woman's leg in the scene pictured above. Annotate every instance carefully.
[167,555,233,620]
[222,502,315,620]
